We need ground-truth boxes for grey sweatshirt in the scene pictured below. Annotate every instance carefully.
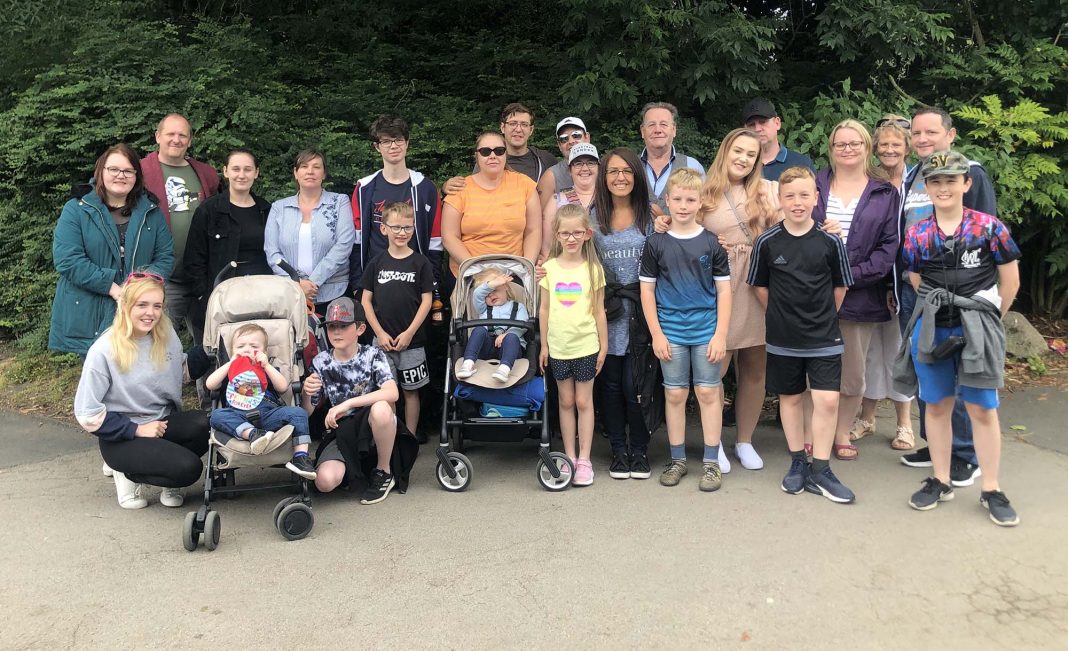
[893,285,1005,397]
[74,328,186,441]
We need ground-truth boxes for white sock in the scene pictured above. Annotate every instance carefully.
[735,442,764,470]
[717,445,732,474]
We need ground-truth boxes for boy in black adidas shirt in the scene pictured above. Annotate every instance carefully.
[748,166,856,504]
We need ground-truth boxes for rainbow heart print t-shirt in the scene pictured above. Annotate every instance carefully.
[538,258,605,359]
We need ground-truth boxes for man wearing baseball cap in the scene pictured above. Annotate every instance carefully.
[741,98,815,182]
[302,296,417,504]
[895,150,1020,526]
[537,116,593,210]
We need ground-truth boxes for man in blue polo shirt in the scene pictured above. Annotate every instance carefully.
[742,98,815,182]
[639,101,705,216]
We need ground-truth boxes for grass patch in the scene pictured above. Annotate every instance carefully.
[0,342,83,418]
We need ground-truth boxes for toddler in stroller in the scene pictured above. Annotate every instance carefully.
[204,323,316,479]
[454,267,529,383]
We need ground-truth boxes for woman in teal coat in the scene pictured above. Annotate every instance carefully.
[49,143,175,355]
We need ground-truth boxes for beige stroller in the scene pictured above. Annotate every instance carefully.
[182,273,314,551]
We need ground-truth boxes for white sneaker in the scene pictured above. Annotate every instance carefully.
[113,472,147,510]
[492,364,511,382]
[717,445,732,474]
[735,442,764,470]
[455,360,476,379]
[159,487,184,508]
[102,462,113,477]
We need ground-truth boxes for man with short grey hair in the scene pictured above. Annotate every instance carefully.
[639,101,704,215]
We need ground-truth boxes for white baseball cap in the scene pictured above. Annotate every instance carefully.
[568,143,599,165]
[556,117,587,133]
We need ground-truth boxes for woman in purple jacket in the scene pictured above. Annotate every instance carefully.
[814,119,900,460]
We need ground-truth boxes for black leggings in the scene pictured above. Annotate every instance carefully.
[98,410,209,488]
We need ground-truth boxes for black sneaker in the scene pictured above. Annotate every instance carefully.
[285,454,317,480]
[609,450,631,480]
[900,446,933,468]
[248,428,273,455]
[781,457,808,495]
[804,465,856,504]
[980,490,1019,527]
[950,456,982,487]
[360,469,396,505]
[908,477,954,511]
[629,450,652,480]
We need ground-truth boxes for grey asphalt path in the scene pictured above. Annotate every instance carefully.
[1,389,1066,650]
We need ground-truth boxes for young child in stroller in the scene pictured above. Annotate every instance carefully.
[455,267,529,383]
[205,323,317,480]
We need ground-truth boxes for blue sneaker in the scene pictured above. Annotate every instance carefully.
[780,457,808,494]
[804,465,856,504]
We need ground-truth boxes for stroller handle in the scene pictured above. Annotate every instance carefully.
[211,261,240,289]
[455,318,534,332]
[274,257,302,282]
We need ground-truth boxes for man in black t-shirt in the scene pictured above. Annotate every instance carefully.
[749,166,855,504]
[360,204,435,438]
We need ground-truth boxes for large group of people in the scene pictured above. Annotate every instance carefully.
[55,99,1022,527]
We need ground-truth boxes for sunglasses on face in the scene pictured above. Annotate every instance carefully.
[477,146,507,157]
[557,130,585,143]
[125,271,165,285]
[876,118,911,129]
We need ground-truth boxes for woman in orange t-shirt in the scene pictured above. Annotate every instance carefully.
[442,132,542,277]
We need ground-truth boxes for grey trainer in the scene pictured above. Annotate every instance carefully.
[699,461,722,492]
[659,459,688,487]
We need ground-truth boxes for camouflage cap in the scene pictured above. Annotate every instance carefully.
[921,150,970,179]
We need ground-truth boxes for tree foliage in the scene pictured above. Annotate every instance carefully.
[0,0,1066,349]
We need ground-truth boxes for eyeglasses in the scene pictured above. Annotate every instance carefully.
[557,130,585,143]
[876,118,911,129]
[503,120,532,130]
[570,160,597,170]
[375,221,415,234]
[477,146,507,157]
[832,141,865,152]
[376,138,406,148]
[557,230,587,241]
[125,271,164,285]
[605,168,634,177]
[105,166,137,179]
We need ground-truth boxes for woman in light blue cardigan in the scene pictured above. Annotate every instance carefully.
[264,149,355,312]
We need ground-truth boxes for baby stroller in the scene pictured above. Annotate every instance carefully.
[435,254,573,492]
[182,271,314,551]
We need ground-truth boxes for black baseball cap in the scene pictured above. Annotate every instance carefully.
[324,297,365,325]
[741,98,778,124]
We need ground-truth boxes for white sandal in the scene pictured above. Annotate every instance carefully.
[848,417,875,442]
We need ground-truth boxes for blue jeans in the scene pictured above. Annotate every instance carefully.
[463,327,522,368]
[898,284,977,463]
[660,342,722,389]
[210,402,311,447]
[597,354,650,453]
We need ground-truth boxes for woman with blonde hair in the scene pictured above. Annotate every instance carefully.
[813,119,900,460]
[850,115,916,450]
[74,274,209,509]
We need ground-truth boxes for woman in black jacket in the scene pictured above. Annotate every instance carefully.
[184,148,273,333]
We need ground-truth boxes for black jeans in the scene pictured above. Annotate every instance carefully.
[598,354,650,452]
[98,410,209,488]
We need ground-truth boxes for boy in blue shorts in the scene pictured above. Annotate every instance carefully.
[895,151,1021,526]
[639,168,732,492]
[749,166,855,504]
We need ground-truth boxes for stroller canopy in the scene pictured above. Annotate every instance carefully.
[451,254,538,319]
[202,275,308,353]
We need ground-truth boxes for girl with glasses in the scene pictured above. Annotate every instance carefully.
[50,143,175,356]
[539,142,599,261]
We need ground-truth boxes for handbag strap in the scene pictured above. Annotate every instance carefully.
[724,190,754,246]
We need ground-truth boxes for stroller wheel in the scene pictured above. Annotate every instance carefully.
[204,510,221,551]
[536,452,574,492]
[436,452,473,492]
[277,502,314,541]
[272,496,299,525]
[182,511,200,552]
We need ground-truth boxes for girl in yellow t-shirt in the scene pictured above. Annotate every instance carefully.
[538,204,607,486]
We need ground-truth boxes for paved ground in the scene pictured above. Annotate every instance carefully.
[2,386,1067,649]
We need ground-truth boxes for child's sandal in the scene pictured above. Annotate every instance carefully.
[848,417,875,442]
[833,443,859,461]
[890,426,915,451]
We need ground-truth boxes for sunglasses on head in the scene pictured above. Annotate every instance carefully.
[876,117,911,129]
[125,271,165,285]
[476,146,507,157]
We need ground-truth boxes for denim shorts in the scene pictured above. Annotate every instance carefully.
[660,342,722,389]
[910,318,999,409]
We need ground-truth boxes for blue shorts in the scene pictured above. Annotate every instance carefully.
[910,319,999,409]
[660,342,722,389]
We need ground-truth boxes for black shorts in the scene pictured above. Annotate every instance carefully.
[549,353,598,383]
[765,352,841,395]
